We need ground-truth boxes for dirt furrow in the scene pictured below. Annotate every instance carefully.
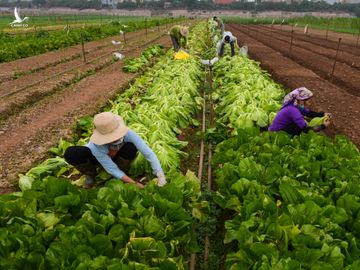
[230,24,359,97]
[0,31,166,123]
[250,24,360,69]
[0,26,164,83]
[270,24,360,55]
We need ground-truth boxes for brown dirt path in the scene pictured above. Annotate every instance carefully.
[230,24,360,97]
[0,33,172,194]
[228,24,360,150]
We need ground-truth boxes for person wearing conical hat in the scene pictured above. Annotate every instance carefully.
[169,25,189,52]
[269,87,331,136]
[64,112,166,189]
[213,16,225,35]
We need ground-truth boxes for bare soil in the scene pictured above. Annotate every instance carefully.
[274,24,360,49]
[230,24,360,97]
[0,27,172,194]
[228,23,360,150]
[252,24,360,69]
[0,29,167,123]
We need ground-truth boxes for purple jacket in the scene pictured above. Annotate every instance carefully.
[269,104,310,132]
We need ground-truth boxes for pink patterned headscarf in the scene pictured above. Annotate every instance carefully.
[282,87,313,107]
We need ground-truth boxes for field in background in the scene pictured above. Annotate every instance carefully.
[224,16,360,34]
[0,14,161,33]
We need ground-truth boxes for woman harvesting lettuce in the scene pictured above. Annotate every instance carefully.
[269,87,331,136]
[64,112,166,189]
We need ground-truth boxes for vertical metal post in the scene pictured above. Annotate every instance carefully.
[145,18,148,38]
[326,20,330,40]
[123,31,127,44]
[289,29,294,57]
[209,66,214,127]
[80,32,86,63]
[356,27,360,48]
[330,38,342,82]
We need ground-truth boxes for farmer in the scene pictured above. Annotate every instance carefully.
[213,16,225,35]
[169,25,189,52]
[216,31,239,58]
[268,87,331,136]
[64,112,166,189]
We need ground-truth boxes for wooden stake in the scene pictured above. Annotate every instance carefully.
[80,32,86,63]
[326,20,330,40]
[145,18,148,38]
[289,29,294,57]
[330,38,342,82]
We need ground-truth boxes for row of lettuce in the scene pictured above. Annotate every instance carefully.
[209,20,360,269]
[0,18,178,63]
[2,18,360,269]
[0,23,208,269]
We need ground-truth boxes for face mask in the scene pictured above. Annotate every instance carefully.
[299,105,305,109]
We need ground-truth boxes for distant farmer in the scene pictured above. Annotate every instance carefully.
[169,25,189,52]
[213,16,225,35]
[64,112,166,189]
[269,87,331,136]
[216,31,239,58]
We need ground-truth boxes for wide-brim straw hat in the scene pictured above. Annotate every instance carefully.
[180,26,189,37]
[90,112,129,145]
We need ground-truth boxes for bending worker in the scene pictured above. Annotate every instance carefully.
[213,16,225,35]
[269,87,331,136]
[64,112,166,189]
[169,25,189,52]
[216,31,239,57]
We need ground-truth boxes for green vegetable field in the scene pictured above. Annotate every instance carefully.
[0,17,359,270]
[0,17,178,62]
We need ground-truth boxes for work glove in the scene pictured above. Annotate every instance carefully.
[156,172,167,187]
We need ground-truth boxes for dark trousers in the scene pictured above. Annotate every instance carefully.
[64,143,137,176]
[170,35,180,52]
[283,123,306,137]
[219,41,235,57]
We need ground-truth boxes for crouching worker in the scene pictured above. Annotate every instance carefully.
[213,16,225,35]
[269,87,331,137]
[64,112,166,189]
[216,31,239,57]
[169,25,189,52]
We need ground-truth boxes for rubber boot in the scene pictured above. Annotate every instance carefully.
[74,162,97,189]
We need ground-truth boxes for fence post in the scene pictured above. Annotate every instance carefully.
[330,38,342,82]
[356,27,360,48]
[289,29,294,57]
[145,18,148,38]
[325,20,330,40]
[80,32,87,64]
